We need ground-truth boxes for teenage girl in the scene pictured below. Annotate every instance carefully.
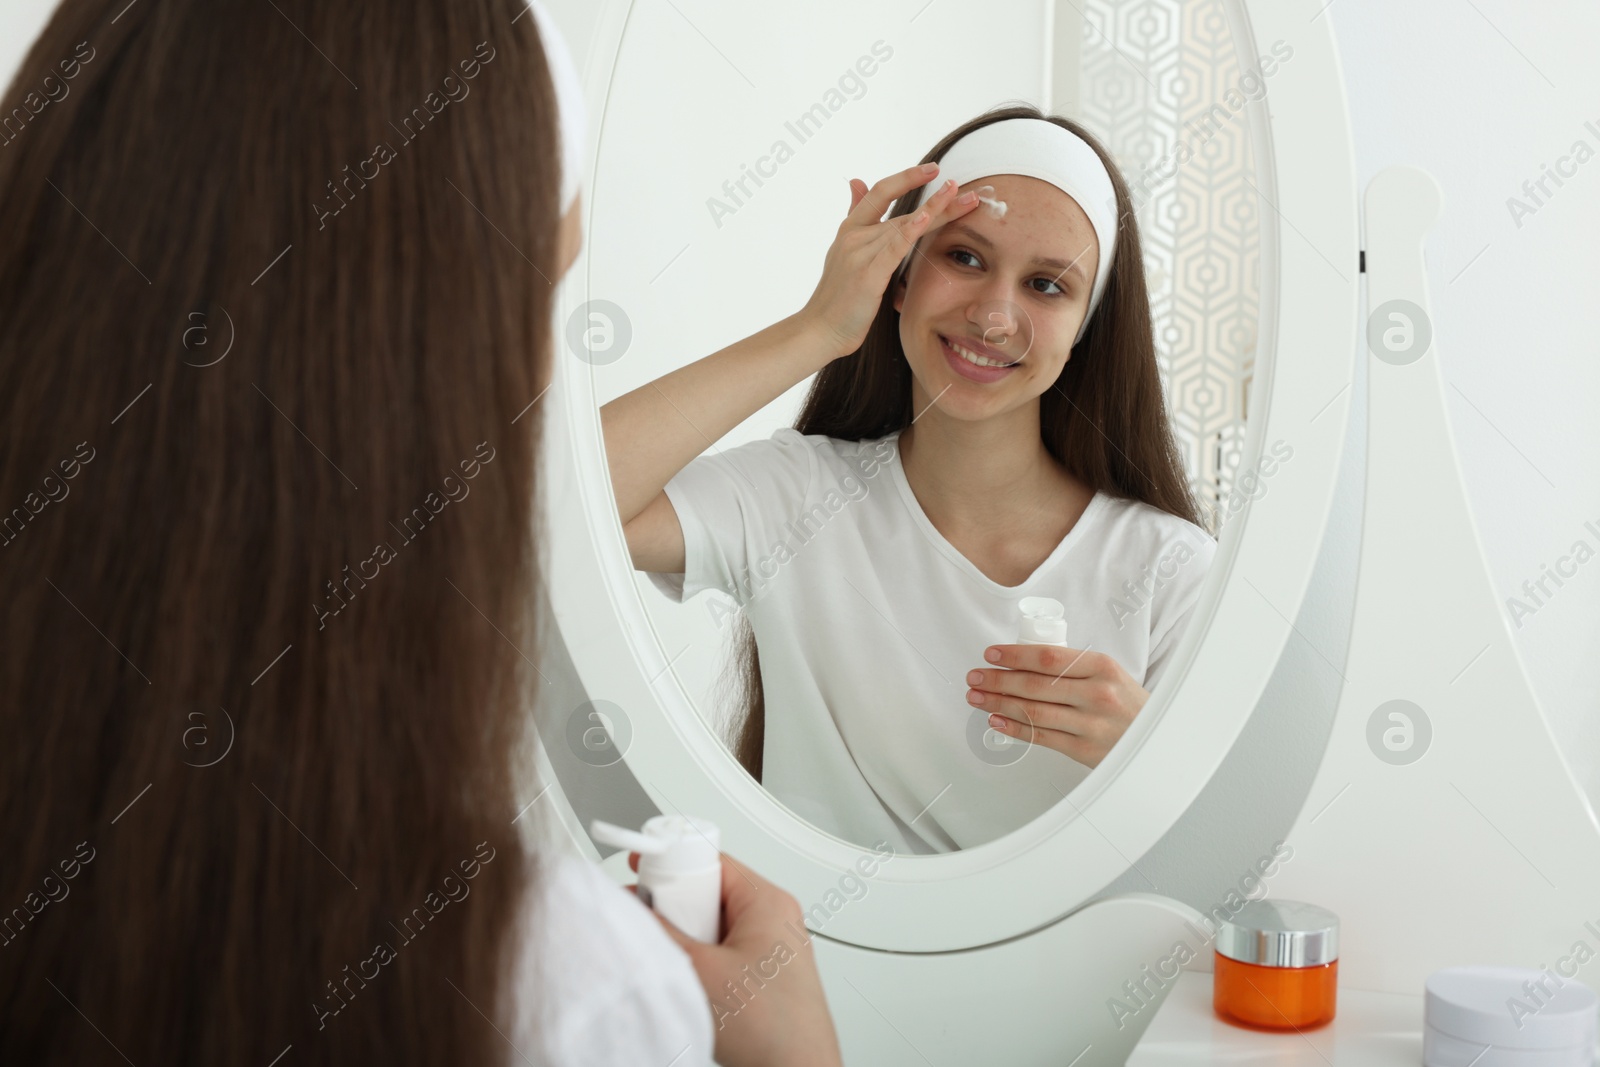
[605,105,1216,854]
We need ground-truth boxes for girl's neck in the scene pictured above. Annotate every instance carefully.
[897,409,1088,533]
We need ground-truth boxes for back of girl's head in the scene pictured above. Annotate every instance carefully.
[0,1,560,1061]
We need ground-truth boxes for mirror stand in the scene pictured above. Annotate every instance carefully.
[1266,165,1600,994]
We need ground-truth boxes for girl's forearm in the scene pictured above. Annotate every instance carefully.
[600,312,838,525]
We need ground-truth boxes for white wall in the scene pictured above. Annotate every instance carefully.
[1334,0,1600,805]
[0,2,58,95]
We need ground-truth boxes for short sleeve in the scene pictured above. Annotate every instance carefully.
[1143,530,1218,692]
[646,427,819,605]
[512,853,714,1066]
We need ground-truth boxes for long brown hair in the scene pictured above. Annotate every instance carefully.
[729,104,1201,780]
[0,1,560,1062]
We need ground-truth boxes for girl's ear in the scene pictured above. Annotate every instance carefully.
[892,268,908,314]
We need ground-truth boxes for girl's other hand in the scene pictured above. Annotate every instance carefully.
[628,850,843,1067]
[965,645,1151,768]
[798,162,980,361]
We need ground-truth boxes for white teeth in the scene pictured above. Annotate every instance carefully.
[947,337,1016,369]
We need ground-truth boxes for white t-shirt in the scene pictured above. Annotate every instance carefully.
[648,427,1216,854]
[512,850,715,1066]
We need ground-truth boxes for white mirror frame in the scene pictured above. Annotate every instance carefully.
[542,0,1359,953]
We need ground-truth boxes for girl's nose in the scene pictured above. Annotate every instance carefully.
[968,298,1033,362]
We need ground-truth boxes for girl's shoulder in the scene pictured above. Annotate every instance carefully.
[770,426,900,461]
[763,427,902,483]
[512,851,713,1064]
[1093,491,1217,555]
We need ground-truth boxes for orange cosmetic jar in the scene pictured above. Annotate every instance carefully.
[1213,900,1340,1031]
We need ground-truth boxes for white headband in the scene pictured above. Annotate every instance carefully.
[903,117,1119,345]
[524,0,586,214]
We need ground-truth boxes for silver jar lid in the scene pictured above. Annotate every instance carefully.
[1216,900,1339,968]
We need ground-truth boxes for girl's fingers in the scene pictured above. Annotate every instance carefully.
[899,177,959,226]
[879,180,976,259]
[985,643,1102,679]
[843,162,941,228]
[848,177,868,213]
[978,693,1082,735]
[969,661,1099,706]
[877,187,943,253]
[908,181,980,241]
[715,851,771,929]
[986,712,1094,762]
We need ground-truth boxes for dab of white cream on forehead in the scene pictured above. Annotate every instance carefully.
[975,184,1008,218]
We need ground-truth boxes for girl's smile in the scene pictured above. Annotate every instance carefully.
[940,332,1022,383]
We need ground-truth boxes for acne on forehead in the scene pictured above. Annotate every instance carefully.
[974,185,1008,218]
[959,175,1092,230]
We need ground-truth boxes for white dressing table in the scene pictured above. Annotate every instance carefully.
[1127,971,1426,1065]
[1129,971,1600,1067]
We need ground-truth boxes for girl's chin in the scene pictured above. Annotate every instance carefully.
[910,372,1032,422]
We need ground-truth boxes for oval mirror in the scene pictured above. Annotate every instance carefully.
[543,0,1358,952]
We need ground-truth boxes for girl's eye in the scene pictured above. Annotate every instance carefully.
[948,248,1068,298]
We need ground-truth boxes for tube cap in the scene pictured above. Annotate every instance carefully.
[590,815,721,876]
[1216,899,1339,968]
[1018,596,1067,645]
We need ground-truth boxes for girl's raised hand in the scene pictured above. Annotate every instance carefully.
[965,645,1151,768]
[797,162,980,361]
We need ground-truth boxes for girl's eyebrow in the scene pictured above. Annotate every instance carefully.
[943,221,1089,283]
